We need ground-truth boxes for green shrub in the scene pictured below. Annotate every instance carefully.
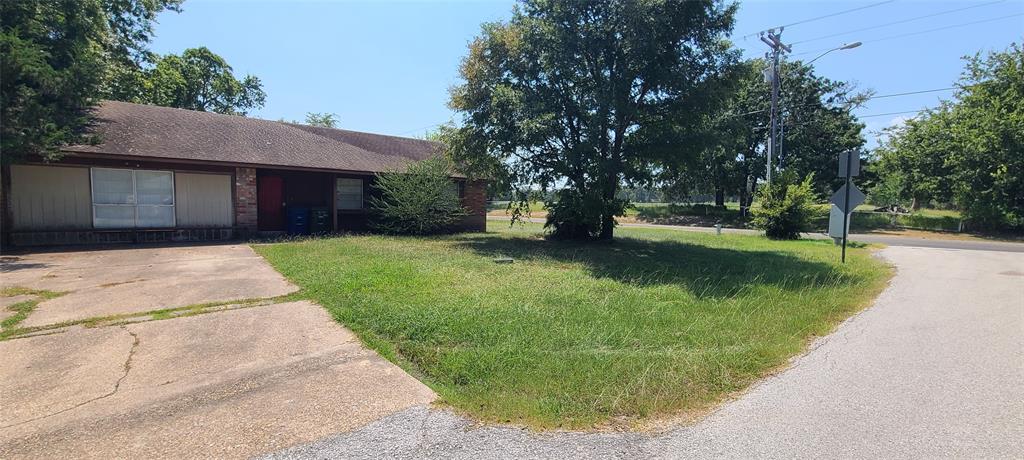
[544,188,625,240]
[751,173,816,240]
[369,157,467,235]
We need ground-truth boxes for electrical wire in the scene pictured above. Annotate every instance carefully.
[789,0,1007,46]
[395,121,450,137]
[721,86,957,120]
[856,109,929,118]
[793,12,1024,56]
[866,87,956,99]
[741,0,897,39]
[403,88,955,134]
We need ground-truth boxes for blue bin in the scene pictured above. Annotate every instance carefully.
[286,206,310,235]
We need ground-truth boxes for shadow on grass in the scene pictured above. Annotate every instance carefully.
[450,233,854,299]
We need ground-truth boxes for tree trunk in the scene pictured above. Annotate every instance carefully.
[743,183,757,214]
[911,196,921,211]
[738,188,747,216]
[598,177,618,241]
[714,187,725,207]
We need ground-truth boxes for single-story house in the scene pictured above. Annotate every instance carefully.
[1,101,486,246]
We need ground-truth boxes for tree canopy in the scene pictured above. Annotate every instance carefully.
[447,0,738,240]
[1,0,181,163]
[106,46,266,115]
[303,112,339,128]
[669,58,866,207]
[873,43,1023,230]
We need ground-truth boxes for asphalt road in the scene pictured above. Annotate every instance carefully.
[266,245,1024,459]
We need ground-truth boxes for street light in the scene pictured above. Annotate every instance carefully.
[777,41,860,171]
[806,42,862,65]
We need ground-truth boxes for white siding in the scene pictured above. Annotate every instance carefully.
[174,173,232,227]
[10,165,92,230]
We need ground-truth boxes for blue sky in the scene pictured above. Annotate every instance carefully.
[150,0,1024,149]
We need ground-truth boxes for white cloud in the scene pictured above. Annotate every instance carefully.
[886,115,911,129]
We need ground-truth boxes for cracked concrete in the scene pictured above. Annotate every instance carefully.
[0,294,36,309]
[1,326,139,430]
[0,244,298,327]
[0,325,135,428]
[1,244,435,459]
[0,301,436,459]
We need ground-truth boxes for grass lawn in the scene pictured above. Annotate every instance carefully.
[254,222,892,429]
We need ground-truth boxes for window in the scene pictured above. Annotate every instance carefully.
[335,178,363,210]
[449,181,464,199]
[91,168,175,228]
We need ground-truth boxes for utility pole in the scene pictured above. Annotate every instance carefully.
[760,28,791,186]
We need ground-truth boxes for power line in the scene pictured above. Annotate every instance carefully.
[741,0,896,39]
[793,12,1024,56]
[395,121,449,137]
[789,0,1007,46]
[723,86,957,119]
[857,109,929,118]
[409,87,958,136]
[868,87,956,99]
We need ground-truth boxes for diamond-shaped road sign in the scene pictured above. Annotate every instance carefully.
[831,183,866,214]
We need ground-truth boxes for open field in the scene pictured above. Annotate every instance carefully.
[255,222,891,429]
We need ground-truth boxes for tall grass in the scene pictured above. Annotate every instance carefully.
[255,223,891,429]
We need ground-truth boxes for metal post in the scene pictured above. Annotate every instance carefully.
[778,105,785,168]
[841,152,852,263]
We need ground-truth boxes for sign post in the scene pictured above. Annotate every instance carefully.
[841,152,852,263]
[829,151,864,263]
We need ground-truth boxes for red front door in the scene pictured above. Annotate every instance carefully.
[258,176,284,231]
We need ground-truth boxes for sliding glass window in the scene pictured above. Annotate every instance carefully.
[91,168,175,228]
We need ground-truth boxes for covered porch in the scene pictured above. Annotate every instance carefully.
[253,168,374,235]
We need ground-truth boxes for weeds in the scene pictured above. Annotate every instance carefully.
[1,288,65,332]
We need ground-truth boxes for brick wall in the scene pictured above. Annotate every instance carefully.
[234,167,257,234]
[461,179,487,232]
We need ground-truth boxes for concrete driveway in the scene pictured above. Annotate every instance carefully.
[0,244,435,459]
[1,244,298,326]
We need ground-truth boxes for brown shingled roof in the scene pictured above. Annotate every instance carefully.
[63,100,445,174]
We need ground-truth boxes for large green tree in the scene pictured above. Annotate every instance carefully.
[1,0,182,163]
[871,106,956,210]
[947,44,1023,229]
[873,44,1023,229]
[107,46,265,115]
[675,58,866,207]
[447,0,738,240]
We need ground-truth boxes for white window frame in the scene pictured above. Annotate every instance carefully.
[335,177,364,210]
[90,168,176,229]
